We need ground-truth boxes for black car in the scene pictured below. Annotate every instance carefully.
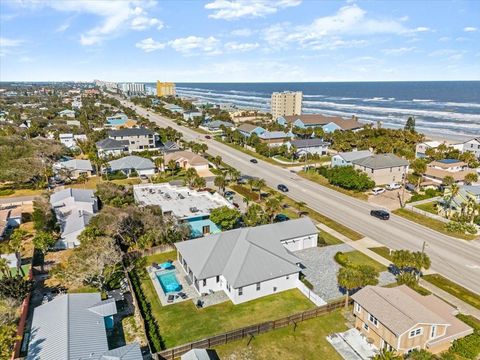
[273,214,290,223]
[250,158,258,164]
[277,184,289,192]
[370,210,390,220]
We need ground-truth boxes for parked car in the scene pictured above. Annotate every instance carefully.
[140,174,148,180]
[250,158,258,164]
[273,214,290,222]
[371,187,385,195]
[370,209,390,220]
[232,202,240,208]
[405,183,416,192]
[386,183,401,190]
[277,184,289,192]
[205,135,211,139]
[224,190,235,197]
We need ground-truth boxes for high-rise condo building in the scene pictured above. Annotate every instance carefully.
[156,81,176,97]
[270,91,302,119]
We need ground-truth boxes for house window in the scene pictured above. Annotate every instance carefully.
[354,303,362,313]
[368,314,378,327]
[238,287,243,296]
[203,279,206,287]
[256,282,261,291]
[216,275,220,283]
[409,328,423,338]
[286,275,289,280]
[431,325,436,339]
[363,323,369,332]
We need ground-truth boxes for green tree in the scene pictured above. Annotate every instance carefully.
[371,348,402,360]
[214,175,226,194]
[243,204,268,227]
[337,265,379,308]
[410,158,427,189]
[443,175,455,187]
[265,196,282,223]
[0,275,33,301]
[167,159,177,177]
[404,116,416,133]
[0,258,11,278]
[9,228,28,275]
[464,172,478,185]
[209,206,241,230]
[32,195,57,232]
[0,324,18,360]
[405,349,435,360]
[391,249,431,282]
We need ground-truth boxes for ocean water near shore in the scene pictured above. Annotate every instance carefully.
[147,81,480,141]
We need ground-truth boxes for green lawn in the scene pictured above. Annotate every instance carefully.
[0,188,43,198]
[414,201,438,214]
[70,176,142,190]
[423,274,480,310]
[319,232,344,246]
[0,264,30,279]
[393,208,477,241]
[215,309,346,360]
[297,170,368,201]
[368,246,393,262]
[337,251,387,273]
[138,251,315,348]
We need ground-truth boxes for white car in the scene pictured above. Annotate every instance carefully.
[386,183,401,190]
[371,187,386,195]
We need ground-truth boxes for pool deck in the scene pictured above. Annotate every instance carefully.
[147,261,230,308]
[148,261,198,306]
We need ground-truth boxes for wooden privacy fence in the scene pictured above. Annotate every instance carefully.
[154,299,346,360]
[127,243,176,259]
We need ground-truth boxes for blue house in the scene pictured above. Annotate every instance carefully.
[237,123,266,137]
[277,114,362,133]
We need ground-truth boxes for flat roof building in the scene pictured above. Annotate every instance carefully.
[271,91,302,120]
[157,81,176,97]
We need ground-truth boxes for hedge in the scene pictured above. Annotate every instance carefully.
[449,314,480,359]
[334,251,351,267]
[128,270,165,352]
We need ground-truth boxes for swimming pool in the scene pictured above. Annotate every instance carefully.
[187,217,221,238]
[156,270,182,294]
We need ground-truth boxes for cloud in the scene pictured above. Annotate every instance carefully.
[413,26,431,32]
[0,37,23,47]
[230,28,255,37]
[464,27,477,32]
[382,47,415,55]
[205,0,301,20]
[135,38,165,52]
[224,41,259,52]
[17,1,163,45]
[168,36,220,55]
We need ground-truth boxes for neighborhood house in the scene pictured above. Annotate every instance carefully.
[163,150,210,174]
[107,127,159,152]
[277,114,362,133]
[107,155,156,176]
[351,285,473,355]
[53,159,93,179]
[287,138,330,156]
[423,159,476,184]
[331,150,373,167]
[175,218,319,304]
[351,153,409,185]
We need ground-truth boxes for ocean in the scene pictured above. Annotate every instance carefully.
[146,81,480,141]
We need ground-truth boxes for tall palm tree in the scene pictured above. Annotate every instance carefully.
[265,197,282,223]
[167,160,177,178]
[214,175,226,195]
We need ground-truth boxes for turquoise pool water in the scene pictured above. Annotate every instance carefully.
[107,118,127,125]
[156,270,182,294]
[187,217,221,238]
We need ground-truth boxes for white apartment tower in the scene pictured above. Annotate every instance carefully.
[270,91,302,119]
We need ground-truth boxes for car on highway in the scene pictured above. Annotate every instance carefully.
[273,214,290,223]
[277,184,289,192]
[386,183,401,190]
[371,187,386,195]
[205,135,211,139]
[250,158,258,164]
[370,209,390,220]
[140,174,148,180]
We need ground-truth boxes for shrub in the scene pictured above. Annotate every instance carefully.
[445,221,477,235]
[0,189,14,196]
[103,171,127,180]
[317,166,375,192]
[128,270,165,352]
[334,252,351,267]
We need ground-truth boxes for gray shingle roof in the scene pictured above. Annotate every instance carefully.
[290,138,330,148]
[62,210,94,237]
[175,218,317,288]
[27,293,134,360]
[336,150,373,162]
[108,156,155,171]
[108,127,154,137]
[352,153,409,169]
[50,188,96,206]
[96,138,129,150]
[96,343,143,360]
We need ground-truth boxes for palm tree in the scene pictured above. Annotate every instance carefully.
[253,178,266,201]
[242,197,250,208]
[214,175,226,194]
[337,265,379,308]
[265,197,282,223]
[154,155,164,173]
[167,160,177,178]
[372,348,402,360]
[445,183,460,219]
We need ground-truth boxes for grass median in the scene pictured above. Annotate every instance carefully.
[393,208,477,241]
[423,274,480,310]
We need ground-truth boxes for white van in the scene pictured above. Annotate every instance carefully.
[371,187,386,196]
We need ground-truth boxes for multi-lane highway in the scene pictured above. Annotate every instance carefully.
[121,98,480,295]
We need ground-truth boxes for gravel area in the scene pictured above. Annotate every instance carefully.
[295,244,396,301]
[295,244,354,301]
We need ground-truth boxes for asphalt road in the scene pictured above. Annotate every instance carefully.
[122,99,480,295]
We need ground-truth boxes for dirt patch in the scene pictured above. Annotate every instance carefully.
[368,189,411,210]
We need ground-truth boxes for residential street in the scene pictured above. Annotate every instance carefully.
[122,98,480,295]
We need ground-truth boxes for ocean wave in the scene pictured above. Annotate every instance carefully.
[412,99,434,102]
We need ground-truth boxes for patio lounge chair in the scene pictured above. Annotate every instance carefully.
[178,292,187,299]
[167,295,175,303]
[196,299,204,308]
[152,262,159,269]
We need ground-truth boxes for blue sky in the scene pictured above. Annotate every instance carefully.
[1,0,479,82]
